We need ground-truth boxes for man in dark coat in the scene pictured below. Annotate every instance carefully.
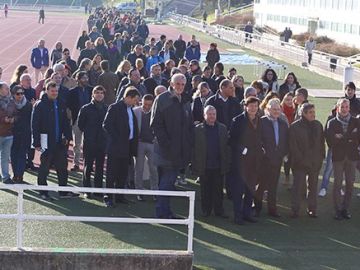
[201,66,218,93]
[103,87,140,207]
[136,20,149,40]
[126,44,147,68]
[143,64,169,96]
[77,41,97,66]
[67,71,93,171]
[117,68,147,101]
[59,48,77,74]
[150,74,193,218]
[254,98,288,217]
[97,60,119,105]
[326,98,360,220]
[229,97,263,225]
[344,81,360,117]
[77,86,108,199]
[32,81,77,200]
[192,105,229,217]
[289,103,325,218]
[173,35,186,60]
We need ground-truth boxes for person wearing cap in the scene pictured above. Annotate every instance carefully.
[293,87,308,121]
[229,96,263,224]
[205,43,220,69]
[289,103,325,218]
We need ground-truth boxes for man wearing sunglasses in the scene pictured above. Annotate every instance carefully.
[59,48,77,74]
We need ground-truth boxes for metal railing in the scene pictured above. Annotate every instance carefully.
[0,184,195,253]
[169,13,360,86]
[221,3,253,16]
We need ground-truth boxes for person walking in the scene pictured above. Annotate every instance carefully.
[150,74,193,218]
[305,37,316,65]
[97,60,120,105]
[39,6,45,24]
[31,39,49,83]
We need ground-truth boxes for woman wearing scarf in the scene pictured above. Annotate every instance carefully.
[0,82,16,183]
[10,85,32,183]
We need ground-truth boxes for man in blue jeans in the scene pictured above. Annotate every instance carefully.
[150,74,193,218]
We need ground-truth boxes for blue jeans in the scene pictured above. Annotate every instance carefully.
[156,167,178,218]
[0,136,13,181]
[320,149,333,190]
[11,136,28,178]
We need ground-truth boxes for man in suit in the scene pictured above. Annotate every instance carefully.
[326,98,360,220]
[289,103,325,218]
[150,74,193,218]
[229,97,263,225]
[30,39,49,83]
[97,60,119,105]
[32,81,77,200]
[254,98,288,217]
[102,87,140,207]
[133,94,158,201]
[192,105,229,218]
[77,85,108,199]
[67,71,93,172]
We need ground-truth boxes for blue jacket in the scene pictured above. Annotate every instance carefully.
[30,47,49,69]
[185,46,201,61]
[145,55,163,72]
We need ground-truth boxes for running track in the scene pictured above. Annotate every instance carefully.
[0,11,87,83]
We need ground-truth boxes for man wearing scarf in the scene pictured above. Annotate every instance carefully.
[77,86,108,199]
[326,98,360,220]
[289,103,325,218]
[229,97,263,225]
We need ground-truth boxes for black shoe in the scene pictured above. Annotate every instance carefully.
[70,165,80,172]
[341,209,351,220]
[137,195,145,201]
[27,165,38,172]
[334,211,343,220]
[244,216,258,223]
[59,191,80,199]
[3,178,14,184]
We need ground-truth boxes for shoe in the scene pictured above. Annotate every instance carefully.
[103,196,114,208]
[59,191,80,198]
[71,165,80,172]
[341,189,345,196]
[137,195,145,201]
[195,177,200,184]
[318,188,326,197]
[3,178,14,184]
[334,211,343,220]
[307,210,318,218]
[341,209,351,220]
[268,212,281,218]
[290,211,299,218]
[215,213,229,219]
[243,216,258,223]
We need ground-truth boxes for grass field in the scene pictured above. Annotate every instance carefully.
[0,20,358,270]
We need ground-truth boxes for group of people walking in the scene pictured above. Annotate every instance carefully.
[0,7,358,223]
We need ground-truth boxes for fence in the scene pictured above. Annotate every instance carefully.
[0,184,195,253]
[169,13,360,87]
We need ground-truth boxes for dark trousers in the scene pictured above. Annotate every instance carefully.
[27,148,35,167]
[11,138,28,178]
[200,168,224,215]
[254,162,281,214]
[308,53,313,64]
[37,144,68,195]
[156,167,178,218]
[82,143,105,189]
[291,168,319,213]
[105,154,129,201]
[284,159,291,177]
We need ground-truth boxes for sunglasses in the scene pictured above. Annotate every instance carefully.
[15,92,24,96]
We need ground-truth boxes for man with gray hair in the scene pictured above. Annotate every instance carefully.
[30,39,49,83]
[192,105,229,218]
[151,73,193,218]
[326,98,360,220]
[54,63,76,90]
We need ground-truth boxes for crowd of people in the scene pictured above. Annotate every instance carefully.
[0,7,359,223]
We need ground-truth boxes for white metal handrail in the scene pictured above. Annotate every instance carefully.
[0,184,195,253]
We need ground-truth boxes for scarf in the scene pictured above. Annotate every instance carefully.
[336,112,351,133]
[14,96,27,110]
[0,93,12,110]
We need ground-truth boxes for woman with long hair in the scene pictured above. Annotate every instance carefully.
[192,82,213,124]
[116,60,131,83]
[94,37,109,60]
[10,65,28,90]
[279,72,301,101]
[76,30,90,51]
[232,75,245,102]
[73,58,92,79]
[89,54,104,86]
[261,68,279,93]
[51,41,63,66]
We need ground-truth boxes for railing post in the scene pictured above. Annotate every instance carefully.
[16,187,24,250]
[187,192,195,253]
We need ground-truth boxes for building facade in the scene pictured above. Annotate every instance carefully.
[254,0,360,47]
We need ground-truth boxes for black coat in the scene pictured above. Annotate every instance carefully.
[206,49,220,69]
[126,52,147,68]
[143,77,169,96]
[173,39,186,59]
[66,86,93,125]
[95,45,109,60]
[192,92,213,123]
[260,116,288,166]
[346,95,360,117]
[77,101,108,151]
[103,100,138,158]
[150,89,193,169]
[289,118,325,171]
[205,91,242,129]
[77,48,97,66]
[202,76,218,93]
[77,35,90,50]
[13,101,32,149]
[32,94,72,151]
[326,116,360,162]
[279,82,301,101]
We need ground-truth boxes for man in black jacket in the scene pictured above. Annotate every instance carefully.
[103,87,140,207]
[58,48,78,74]
[229,97,263,224]
[344,81,360,117]
[77,86,108,199]
[143,64,169,96]
[326,98,360,220]
[126,44,147,68]
[254,98,288,217]
[117,68,147,101]
[67,71,93,172]
[201,65,218,93]
[289,103,325,218]
[32,81,77,200]
[173,35,186,60]
[150,74,193,218]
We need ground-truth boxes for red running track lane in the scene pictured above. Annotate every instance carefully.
[0,11,87,83]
